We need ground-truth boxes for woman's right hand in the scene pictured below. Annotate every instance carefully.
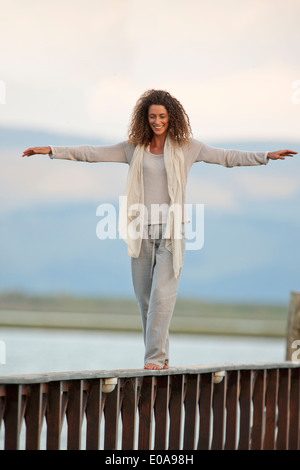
[22,146,52,157]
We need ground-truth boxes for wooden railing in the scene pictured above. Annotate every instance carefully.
[0,362,299,451]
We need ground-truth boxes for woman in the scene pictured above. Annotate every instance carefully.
[22,89,297,370]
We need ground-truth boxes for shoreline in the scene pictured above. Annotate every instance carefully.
[0,308,286,337]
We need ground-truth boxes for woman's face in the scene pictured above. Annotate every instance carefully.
[148,104,169,138]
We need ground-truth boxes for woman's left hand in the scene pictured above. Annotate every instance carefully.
[267,150,297,160]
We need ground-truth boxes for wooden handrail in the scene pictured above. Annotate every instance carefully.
[0,362,299,450]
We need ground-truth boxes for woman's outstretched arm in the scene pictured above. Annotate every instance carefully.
[195,140,297,167]
[22,141,130,163]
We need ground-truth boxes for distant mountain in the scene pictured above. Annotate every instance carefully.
[0,200,299,304]
[0,124,299,151]
[0,125,110,148]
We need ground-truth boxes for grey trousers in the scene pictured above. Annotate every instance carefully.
[131,224,185,368]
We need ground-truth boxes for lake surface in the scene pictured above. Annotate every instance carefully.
[0,326,286,376]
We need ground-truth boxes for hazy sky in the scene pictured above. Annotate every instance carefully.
[1,1,300,303]
[1,0,300,141]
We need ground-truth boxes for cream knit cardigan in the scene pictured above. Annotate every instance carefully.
[118,135,185,279]
[49,138,270,278]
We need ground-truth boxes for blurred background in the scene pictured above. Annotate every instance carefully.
[0,0,299,373]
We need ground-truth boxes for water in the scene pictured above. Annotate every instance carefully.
[0,327,286,376]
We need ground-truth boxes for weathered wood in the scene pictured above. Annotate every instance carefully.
[0,388,6,434]
[138,376,156,450]
[198,373,213,450]
[289,367,300,449]
[168,374,185,450]
[224,370,239,450]
[0,363,299,450]
[251,370,266,450]
[103,380,120,450]
[25,383,45,450]
[211,372,226,450]
[154,375,170,450]
[66,380,86,450]
[86,379,103,450]
[263,369,279,450]
[4,385,23,450]
[46,381,65,450]
[238,370,252,450]
[1,362,298,385]
[183,374,199,449]
[276,368,290,449]
[286,291,300,361]
[121,378,140,450]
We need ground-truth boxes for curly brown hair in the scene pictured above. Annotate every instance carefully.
[128,89,192,147]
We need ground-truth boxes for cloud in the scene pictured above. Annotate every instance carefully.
[0,0,300,141]
[186,176,238,211]
[0,150,128,214]
[185,154,300,216]
[236,173,300,200]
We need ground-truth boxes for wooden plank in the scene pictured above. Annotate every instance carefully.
[198,373,213,450]
[25,383,44,450]
[289,367,300,449]
[67,380,84,450]
[0,394,5,429]
[263,369,279,450]
[104,380,121,450]
[138,377,156,450]
[154,375,170,450]
[238,370,252,450]
[46,381,63,450]
[224,370,239,450]
[1,363,298,386]
[4,385,22,450]
[251,370,266,450]
[168,374,185,450]
[121,378,139,450]
[276,368,290,449]
[86,379,103,450]
[183,374,199,450]
[211,373,226,450]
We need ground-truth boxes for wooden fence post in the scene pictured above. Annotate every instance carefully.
[286,292,300,361]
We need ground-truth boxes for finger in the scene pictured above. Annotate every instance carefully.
[282,150,297,155]
[22,150,34,157]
